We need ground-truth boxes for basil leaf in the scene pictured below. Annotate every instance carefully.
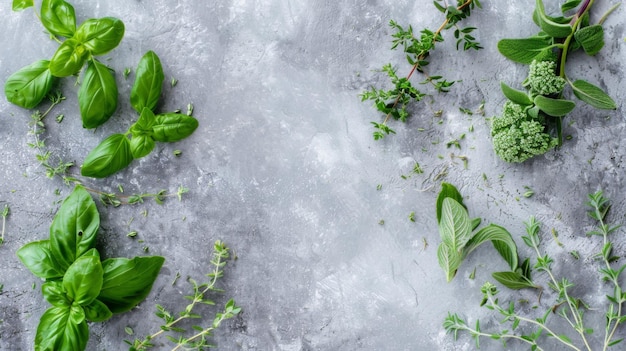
[40,0,76,38]
[63,249,103,305]
[492,271,536,290]
[437,243,463,282]
[571,79,616,110]
[81,133,134,178]
[533,95,576,117]
[574,25,604,56]
[83,299,113,322]
[130,107,157,135]
[16,240,64,279]
[49,186,99,271]
[464,224,519,271]
[49,38,88,77]
[98,256,164,313]
[497,37,552,64]
[42,281,71,308]
[130,135,155,159]
[130,51,164,113]
[5,60,56,109]
[35,306,88,351]
[12,0,33,11]
[69,304,86,325]
[79,59,118,129]
[500,82,533,106]
[152,113,199,142]
[439,198,472,252]
[435,182,466,224]
[75,17,125,56]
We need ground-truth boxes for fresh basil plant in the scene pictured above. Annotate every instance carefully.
[5,0,124,129]
[17,186,164,351]
[81,51,199,178]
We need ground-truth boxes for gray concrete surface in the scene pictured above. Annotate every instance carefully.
[1,0,625,350]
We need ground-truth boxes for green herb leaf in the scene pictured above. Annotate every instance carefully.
[533,95,576,116]
[49,186,99,271]
[465,224,519,270]
[561,0,582,12]
[130,135,155,159]
[83,299,112,322]
[78,59,118,129]
[63,249,103,305]
[40,0,76,38]
[42,281,71,308]
[570,79,616,110]
[16,240,64,279]
[130,107,157,136]
[435,182,466,223]
[500,82,532,106]
[438,243,463,282]
[151,113,199,142]
[75,17,125,56]
[573,24,604,55]
[497,37,552,64]
[12,0,33,11]
[439,198,472,252]
[534,0,573,38]
[98,256,165,313]
[49,38,88,77]
[492,271,536,290]
[81,133,134,178]
[4,60,56,109]
[35,306,88,351]
[130,51,164,113]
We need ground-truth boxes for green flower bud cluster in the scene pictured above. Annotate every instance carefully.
[525,60,566,95]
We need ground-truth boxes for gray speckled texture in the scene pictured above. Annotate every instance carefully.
[0,1,625,350]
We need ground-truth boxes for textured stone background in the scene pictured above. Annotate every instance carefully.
[0,0,624,350]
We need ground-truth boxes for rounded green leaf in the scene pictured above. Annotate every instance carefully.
[49,186,99,271]
[130,107,157,135]
[571,79,616,110]
[42,281,71,308]
[40,0,76,38]
[81,133,134,178]
[497,37,552,64]
[63,249,103,305]
[130,135,155,159]
[79,59,118,129]
[130,51,164,113]
[534,95,576,117]
[49,38,88,77]
[16,240,64,279]
[35,306,88,351]
[75,17,125,56]
[436,182,466,224]
[500,82,533,106]
[98,256,165,313]
[574,25,604,56]
[152,113,199,142]
[5,60,56,109]
[83,299,113,322]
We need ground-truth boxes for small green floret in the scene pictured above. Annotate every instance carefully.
[491,101,557,163]
[525,60,566,95]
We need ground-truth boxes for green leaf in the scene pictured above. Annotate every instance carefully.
[69,304,86,325]
[500,82,532,106]
[130,134,155,159]
[574,24,604,55]
[492,271,536,290]
[465,224,519,270]
[130,107,157,136]
[438,243,463,282]
[42,281,71,308]
[63,249,103,305]
[49,186,99,271]
[12,0,33,11]
[130,51,164,113]
[4,60,56,109]
[497,37,552,64]
[533,95,576,116]
[152,113,199,142]
[16,240,64,279]
[40,0,76,38]
[439,198,472,252]
[561,0,582,12]
[534,0,573,38]
[75,17,125,56]
[570,79,616,110]
[435,182,466,223]
[81,133,134,178]
[83,299,113,322]
[98,256,165,313]
[78,59,118,129]
[35,306,88,351]
[49,38,88,77]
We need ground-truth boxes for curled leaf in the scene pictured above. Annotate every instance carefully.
[81,134,134,178]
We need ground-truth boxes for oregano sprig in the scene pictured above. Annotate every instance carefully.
[360,0,483,140]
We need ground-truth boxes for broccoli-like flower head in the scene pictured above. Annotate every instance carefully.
[491,101,557,163]
[526,60,566,96]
